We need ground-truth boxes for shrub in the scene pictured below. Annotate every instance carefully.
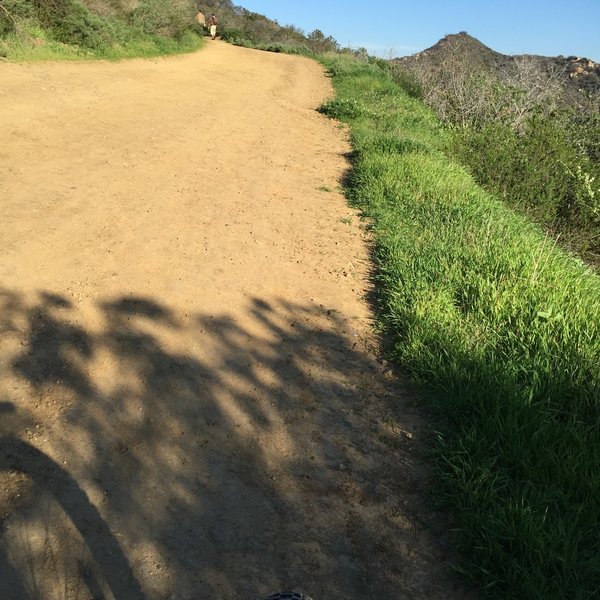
[388,64,423,99]
[2,0,37,20]
[2,0,118,50]
[449,112,600,266]
[52,3,116,49]
[318,97,364,120]
[402,51,599,269]
[306,28,339,53]
[0,0,32,35]
[220,28,252,46]
[0,0,204,59]
[129,0,196,37]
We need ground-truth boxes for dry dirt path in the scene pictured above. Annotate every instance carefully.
[0,43,468,599]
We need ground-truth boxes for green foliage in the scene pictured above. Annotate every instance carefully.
[0,0,34,19]
[324,54,382,78]
[219,28,244,43]
[50,2,117,50]
[306,28,339,53]
[367,54,388,71]
[0,0,203,60]
[319,97,364,120]
[387,64,423,99]
[129,0,196,38]
[321,53,600,599]
[253,42,309,55]
[218,8,307,49]
[575,104,600,163]
[0,0,118,53]
[448,114,600,266]
[0,0,32,35]
[406,53,600,268]
[222,30,310,56]
[213,6,344,57]
[451,119,572,218]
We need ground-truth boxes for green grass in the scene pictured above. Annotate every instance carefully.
[320,54,600,599]
[220,30,311,56]
[0,21,204,61]
[447,118,600,269]
[0,13,205,62]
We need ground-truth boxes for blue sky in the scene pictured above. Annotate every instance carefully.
[238,0,600,60]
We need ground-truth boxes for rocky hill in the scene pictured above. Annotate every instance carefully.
[394,32,600,105]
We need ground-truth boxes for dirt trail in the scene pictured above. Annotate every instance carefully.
[0,43,468,599]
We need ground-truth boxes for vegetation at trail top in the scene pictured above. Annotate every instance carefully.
[319,52,600,599]
[0,0,341,60]
[0,0,204,59]
[392,33,600,270]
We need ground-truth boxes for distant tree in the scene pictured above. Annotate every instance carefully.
[307,28,339,53]
[497,56,565,132]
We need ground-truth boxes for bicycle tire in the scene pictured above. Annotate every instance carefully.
[258,593,313,600]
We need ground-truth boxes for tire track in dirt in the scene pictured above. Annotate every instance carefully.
[0,43,472,599]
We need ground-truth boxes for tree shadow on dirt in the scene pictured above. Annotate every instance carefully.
[0,288,462,599]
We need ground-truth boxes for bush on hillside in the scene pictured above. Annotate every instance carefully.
[217,8,309,51]
[448,111,600,265]
[54,3,117,49]
[387,64,423,99]
[0,0,33,34]
[407,51,600,268]
[306,28,339,53]
[0,0,120,49]
[452,117,596,217]
[130,0,196,38]
[0,0,205,58]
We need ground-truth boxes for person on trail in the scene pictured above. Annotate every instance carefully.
[208,14,218,40]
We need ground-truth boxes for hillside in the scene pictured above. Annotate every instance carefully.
[394,32,600,105]
[0,0,338,59]
[390,32,600,271]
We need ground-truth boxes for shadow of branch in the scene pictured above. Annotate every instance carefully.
[0,289,458,598]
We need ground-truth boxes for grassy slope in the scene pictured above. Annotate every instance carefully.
[0,26,204,61]
[0,0,205,61]
[319,54,600,599]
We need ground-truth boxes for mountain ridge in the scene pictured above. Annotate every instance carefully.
[394,32,600,99]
